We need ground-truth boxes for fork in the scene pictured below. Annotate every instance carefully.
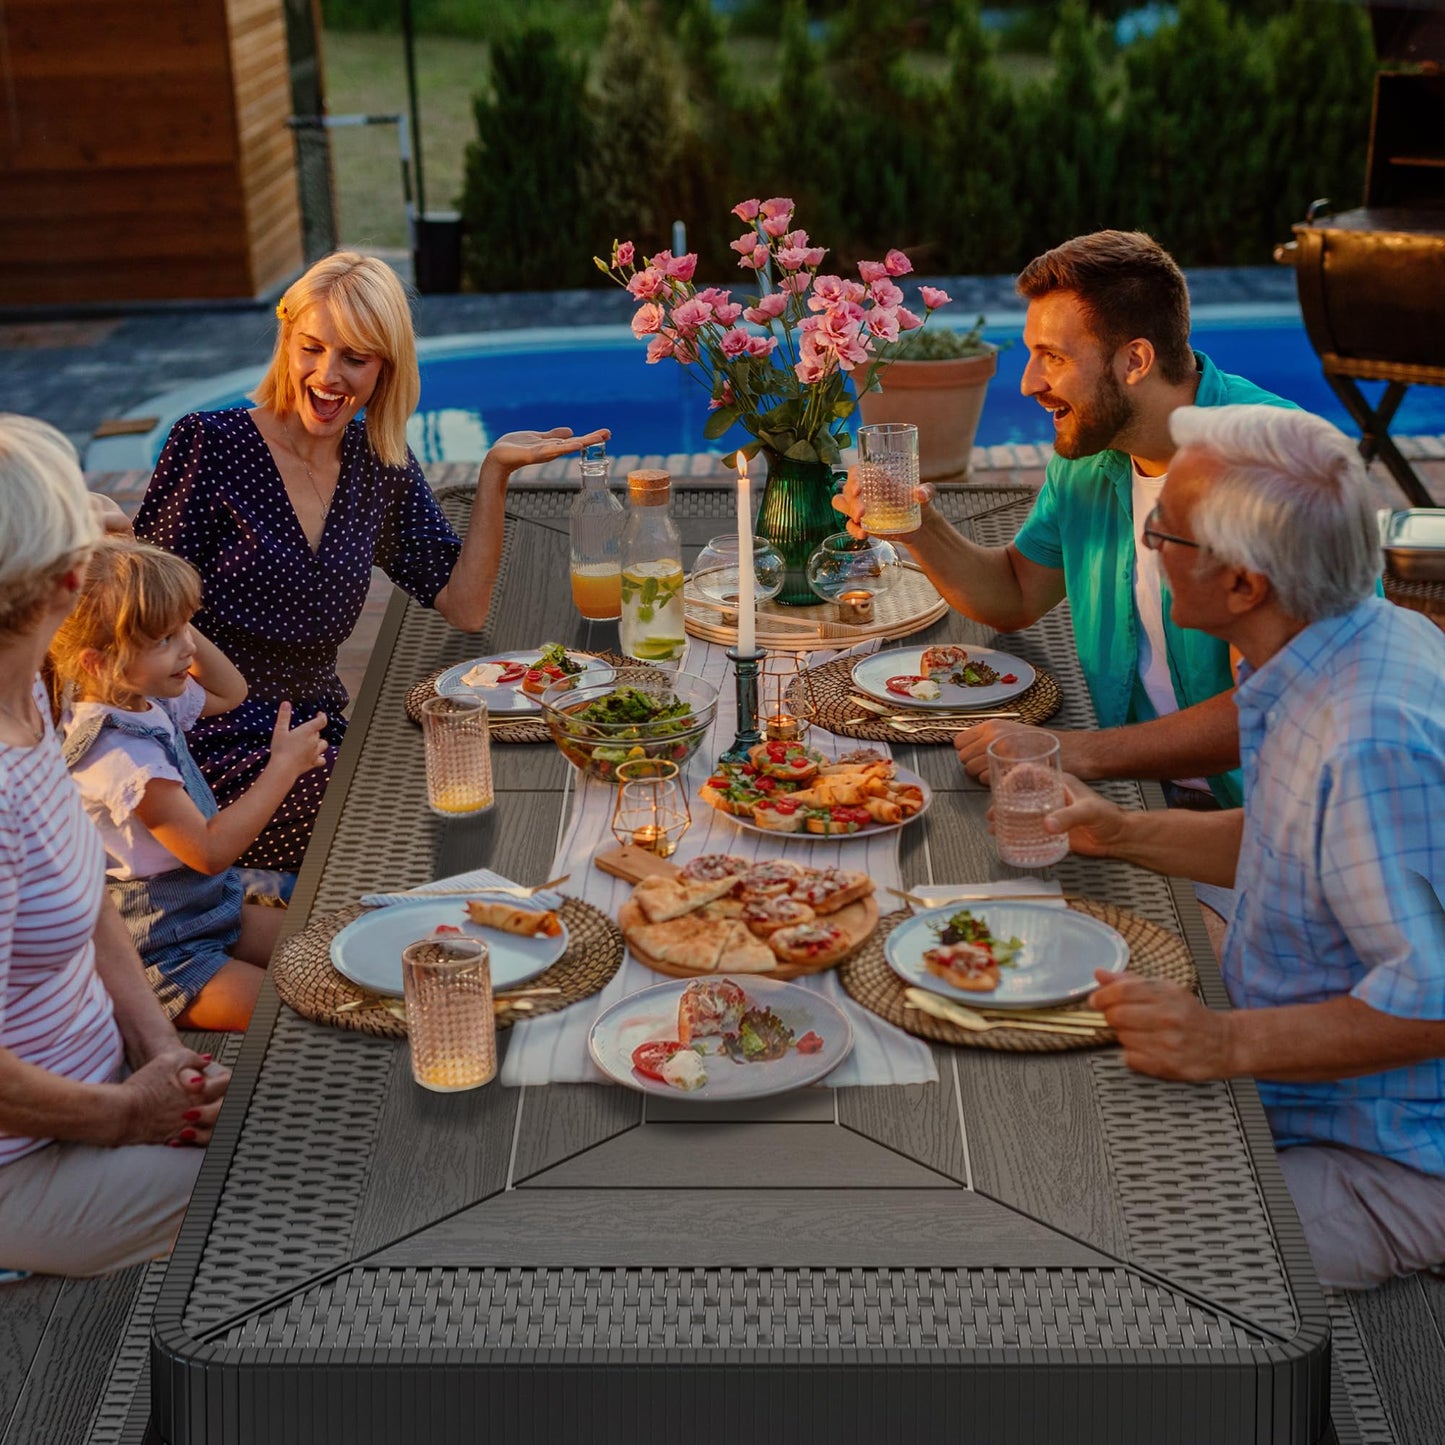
[903,988,1101,1036]
[358,873,570,904]
[847,695,1021,723]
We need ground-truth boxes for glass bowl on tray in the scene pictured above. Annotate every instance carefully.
[538,666,718,783]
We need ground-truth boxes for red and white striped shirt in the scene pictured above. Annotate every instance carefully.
[0,680,122,1166]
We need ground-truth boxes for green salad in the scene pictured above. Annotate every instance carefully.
[936,909,1024,968]
[572,686,692,729]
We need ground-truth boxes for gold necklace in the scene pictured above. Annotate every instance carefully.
[283,417,337,523]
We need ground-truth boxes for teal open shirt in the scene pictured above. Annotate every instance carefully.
[1011,352,1296,809]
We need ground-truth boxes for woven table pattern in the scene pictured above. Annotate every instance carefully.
[272,896,624,1038]
[839,900,1195,1053]
[403,649,631,738]
[790,655,1062,743]
[221,1263,1268,1353]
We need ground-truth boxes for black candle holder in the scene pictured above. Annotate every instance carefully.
[719,646,767,764]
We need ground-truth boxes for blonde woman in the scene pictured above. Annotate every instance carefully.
[0,414,228,1278]
[135,251,608,877]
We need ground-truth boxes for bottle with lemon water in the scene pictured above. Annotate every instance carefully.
[568,442,624,620]
[619,469,685,662]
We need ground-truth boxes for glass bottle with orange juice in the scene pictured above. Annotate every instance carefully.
[569,442,624,620]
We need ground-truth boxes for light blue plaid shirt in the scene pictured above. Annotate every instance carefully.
[1223,597,1445,1175]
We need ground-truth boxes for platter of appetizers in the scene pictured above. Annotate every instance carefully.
[330,897,568,996]
[588,975,853,1097]
[435,643,614,714]
[608,851,880,979]
[700,743,930,839]
[884,901,1127,1009]
[852,644,1035,710]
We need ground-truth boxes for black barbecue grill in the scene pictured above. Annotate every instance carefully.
[1276,2,1445,507]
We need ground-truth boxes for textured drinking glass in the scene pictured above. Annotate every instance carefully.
[988,731,1069,868]
[856,422,922,535]
[611,758,691,856]
[420,695,493,817]
[402,935,497,1091]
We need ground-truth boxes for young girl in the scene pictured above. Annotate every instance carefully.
[48,538,328,1030]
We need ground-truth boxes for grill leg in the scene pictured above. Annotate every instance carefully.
[1325,374,1437,507]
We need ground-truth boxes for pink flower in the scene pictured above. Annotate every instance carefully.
[737,245,769,271]
[760,213,791,238]
[841,279,867,304]
[780,273,811,295]
[796,352,831,385]
[810,274,847,309]
[713,301,742,326]
[760,197,794,220]
[746,334,777,359]
[665,252,698,282]
[646,334,675,363]
[732,198,761,221]
[631,302,665,338]
[776,246,812,272]
[896,306,924,331]
[730,231,761,257]
[884,249,913,277]
[745,292,787,323]
[674,337,698,365]
[648,251,673,271]
[708,381,736,411]
[804,247,826,268]
[627,267,666,301]
[615,240,635,268]
[858,260,889,284]
[782,229,809,249]
[920,286,953,310]
[868,279,904,310]
[670,297,711,334]
[865,307,901,342]
[719,327,752,359]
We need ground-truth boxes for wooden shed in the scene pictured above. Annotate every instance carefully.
[0,0,305,305]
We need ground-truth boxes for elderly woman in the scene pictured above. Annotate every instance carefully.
[0,415,229,1278]
[135,251,607,875]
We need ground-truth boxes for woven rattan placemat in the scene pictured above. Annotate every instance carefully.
[404,650,630,740]
[839,899,1196,1053]
[273,895,625,1038]
[788,655,1062,743]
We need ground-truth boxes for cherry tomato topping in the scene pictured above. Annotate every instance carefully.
[1000,673,1018,684]
[497,661,528,683]
[885,675,926,696]
[833,805,871,824]
[740,763,758,776]
[631,1041,686,1082]
[766,742,789,759]
[707,775,729,790]
[788,758,812,771]
[754,776,778,793]
[524,668,546,684]
[797,1031,824,1054]
[542,664,566,680]
[433,924,463,935]
[770,798,800,815]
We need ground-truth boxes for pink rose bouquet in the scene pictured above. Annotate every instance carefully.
[595,198,951,466]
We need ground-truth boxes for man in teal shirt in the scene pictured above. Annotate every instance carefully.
[837,230,1292,806]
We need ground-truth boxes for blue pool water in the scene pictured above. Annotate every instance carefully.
[97,312,1445,469]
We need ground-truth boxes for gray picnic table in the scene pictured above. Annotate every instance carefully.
[148,482,1333,1444]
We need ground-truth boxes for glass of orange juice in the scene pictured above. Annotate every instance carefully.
[420,695,493,817]
[570,564,623,620]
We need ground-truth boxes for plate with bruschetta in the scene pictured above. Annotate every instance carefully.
[588,976,853,1098]
[699,742,931,839]
[884,901,1128,1008]
[435,644,614,715]
[330,897,569,996]
[852,644,1035,710]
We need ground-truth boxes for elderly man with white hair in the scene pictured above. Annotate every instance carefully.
[1039,403,1445,1291]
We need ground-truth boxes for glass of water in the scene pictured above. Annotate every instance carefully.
[988,731,1069,868]
[856,422,921,535]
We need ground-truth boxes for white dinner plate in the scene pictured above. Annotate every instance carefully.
[708,766,933,842]
[435,650,615,715]
[588,976,853,1099]
[884,902,1128,1009]
[851,646,1035,710]
[330,898,568,997]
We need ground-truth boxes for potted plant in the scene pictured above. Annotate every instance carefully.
[859,316,999,482]
[595,199,953,601]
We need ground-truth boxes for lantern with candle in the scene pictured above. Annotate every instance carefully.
[805,530,900,625]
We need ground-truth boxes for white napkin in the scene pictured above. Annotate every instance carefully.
[907,879,1066,911]
[358,868,566,912]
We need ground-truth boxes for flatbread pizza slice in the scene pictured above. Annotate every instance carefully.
[717,921,781,973]
[631,873,740,924]
[630,915,733,973]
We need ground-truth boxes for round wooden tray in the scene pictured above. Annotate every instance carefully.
[619,893,880,981]
[684,562,948,653]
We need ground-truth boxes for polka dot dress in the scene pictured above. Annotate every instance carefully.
[135,409,462,871]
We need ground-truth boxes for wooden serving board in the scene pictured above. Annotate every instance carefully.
[595,846,880,981]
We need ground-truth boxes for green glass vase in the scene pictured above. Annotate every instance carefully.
[755,451,845,606]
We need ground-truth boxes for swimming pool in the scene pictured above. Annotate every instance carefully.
[84,309,1445,471]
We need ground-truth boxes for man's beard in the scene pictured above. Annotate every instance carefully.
[1050,368,1135,460]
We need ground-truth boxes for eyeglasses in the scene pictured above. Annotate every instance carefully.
[1141,504,1200,552]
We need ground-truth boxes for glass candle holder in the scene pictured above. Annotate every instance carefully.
[401,935,497,1092]
[690,533,785,624]
[611,758,691,856]
[420,695,493,818]
[805,530,899,613]
[762,651,816,743]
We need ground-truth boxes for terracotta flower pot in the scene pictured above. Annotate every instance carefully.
[857,350,999,482]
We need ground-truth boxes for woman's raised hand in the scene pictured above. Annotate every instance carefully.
[484,427,612,476]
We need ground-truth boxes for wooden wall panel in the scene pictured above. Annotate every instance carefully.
[0,0,303,304]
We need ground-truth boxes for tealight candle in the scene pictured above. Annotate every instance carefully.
[837,589,875,624]
[765,712,801,742]
[736,454,757,655]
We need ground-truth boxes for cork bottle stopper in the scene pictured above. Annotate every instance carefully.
[627,469,672,504]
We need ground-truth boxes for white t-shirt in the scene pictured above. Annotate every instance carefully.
[1131,464,1211,794]
[66,680,207,880]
